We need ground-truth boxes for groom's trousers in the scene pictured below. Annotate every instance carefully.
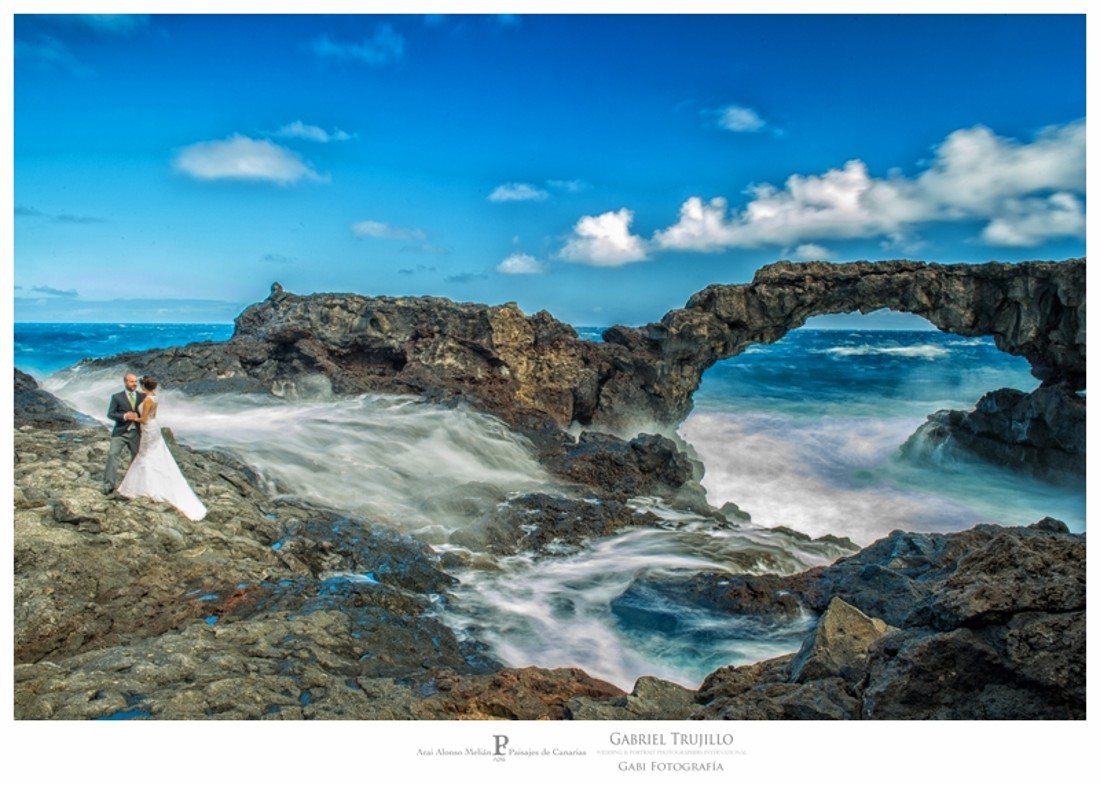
[104,427,141,490]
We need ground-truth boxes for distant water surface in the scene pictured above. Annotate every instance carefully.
[14,323,234,380]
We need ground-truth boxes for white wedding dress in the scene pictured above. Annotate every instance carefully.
[117,399,207,521]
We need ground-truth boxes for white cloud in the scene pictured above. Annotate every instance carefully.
[497,253,548,275]
[650,164,902,251]
[559,209,648,267]
[915,122,1085,216]
[792,243,833,261]
[980,193,1086,247]
[174,135,325,185]
[489,183,549,202]
[652,196,733,252]
[653,120,1085,252]
[274,121,353,143]
[351,221,427,241]
[718,104,766,133]
[310,26,405,65]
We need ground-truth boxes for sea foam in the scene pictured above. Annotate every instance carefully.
[45,365,557,541]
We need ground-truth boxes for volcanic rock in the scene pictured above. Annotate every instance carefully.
[74,259,1085,480]
[677,520,1085,720]
[566,676,698,720]
[903,384,1085,479]
[14,368,99,430]
[788,597,898,683]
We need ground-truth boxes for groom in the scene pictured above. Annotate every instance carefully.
[102,372,146,494]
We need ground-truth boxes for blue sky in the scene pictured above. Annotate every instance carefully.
[11,11,1087,326]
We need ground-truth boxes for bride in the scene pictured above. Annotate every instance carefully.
[117,376,207,521]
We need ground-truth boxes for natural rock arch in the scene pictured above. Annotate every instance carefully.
[78,258,1084,476]
[594,259,1084,429]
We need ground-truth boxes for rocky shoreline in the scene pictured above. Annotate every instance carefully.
[13,361,1085,720]
[13,258,1087,720]
[71,259,1086,478]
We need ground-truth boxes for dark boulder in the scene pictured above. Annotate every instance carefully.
[902,384,1085,479]
[14,368,99,430]
[679,520,1085,720]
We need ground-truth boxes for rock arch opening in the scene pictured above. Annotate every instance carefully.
[597,260,1084,429]
[673,309,1087,543]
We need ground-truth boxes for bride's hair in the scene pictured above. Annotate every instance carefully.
[140,376,159,391]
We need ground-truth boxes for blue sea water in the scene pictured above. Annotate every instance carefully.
[15,321,1085,689]
[678,328,1084,543]
[14,323,234,380]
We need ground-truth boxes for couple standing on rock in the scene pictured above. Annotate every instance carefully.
[102,372,207,522]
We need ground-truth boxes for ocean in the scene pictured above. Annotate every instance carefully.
[14,322,1085,689]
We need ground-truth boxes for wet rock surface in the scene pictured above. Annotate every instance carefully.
[903,384,1086,479]
[448,492,660,557]
[680,520,1085,719]
[14,345,1086,720]
[14,381,628,719]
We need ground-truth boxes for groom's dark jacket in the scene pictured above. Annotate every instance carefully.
[107,390,147,437]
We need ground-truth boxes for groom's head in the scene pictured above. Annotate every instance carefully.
[124,373,138,392]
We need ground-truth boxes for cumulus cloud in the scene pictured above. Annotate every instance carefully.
[792,243,833,261]
[917,122,1085,213]
[717,104,766,133]
[559,208,648,267]
[654,160,901,251]
[489,182,549,202]
[351,220,427,241]
[174,135,325,185]
[653,120,1085,252]
[310,25,405,65]
[980,193,1086,247]
[497,253,548,275]
[274,121,353,143]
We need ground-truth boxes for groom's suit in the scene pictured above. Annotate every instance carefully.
[103,388,147,492]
